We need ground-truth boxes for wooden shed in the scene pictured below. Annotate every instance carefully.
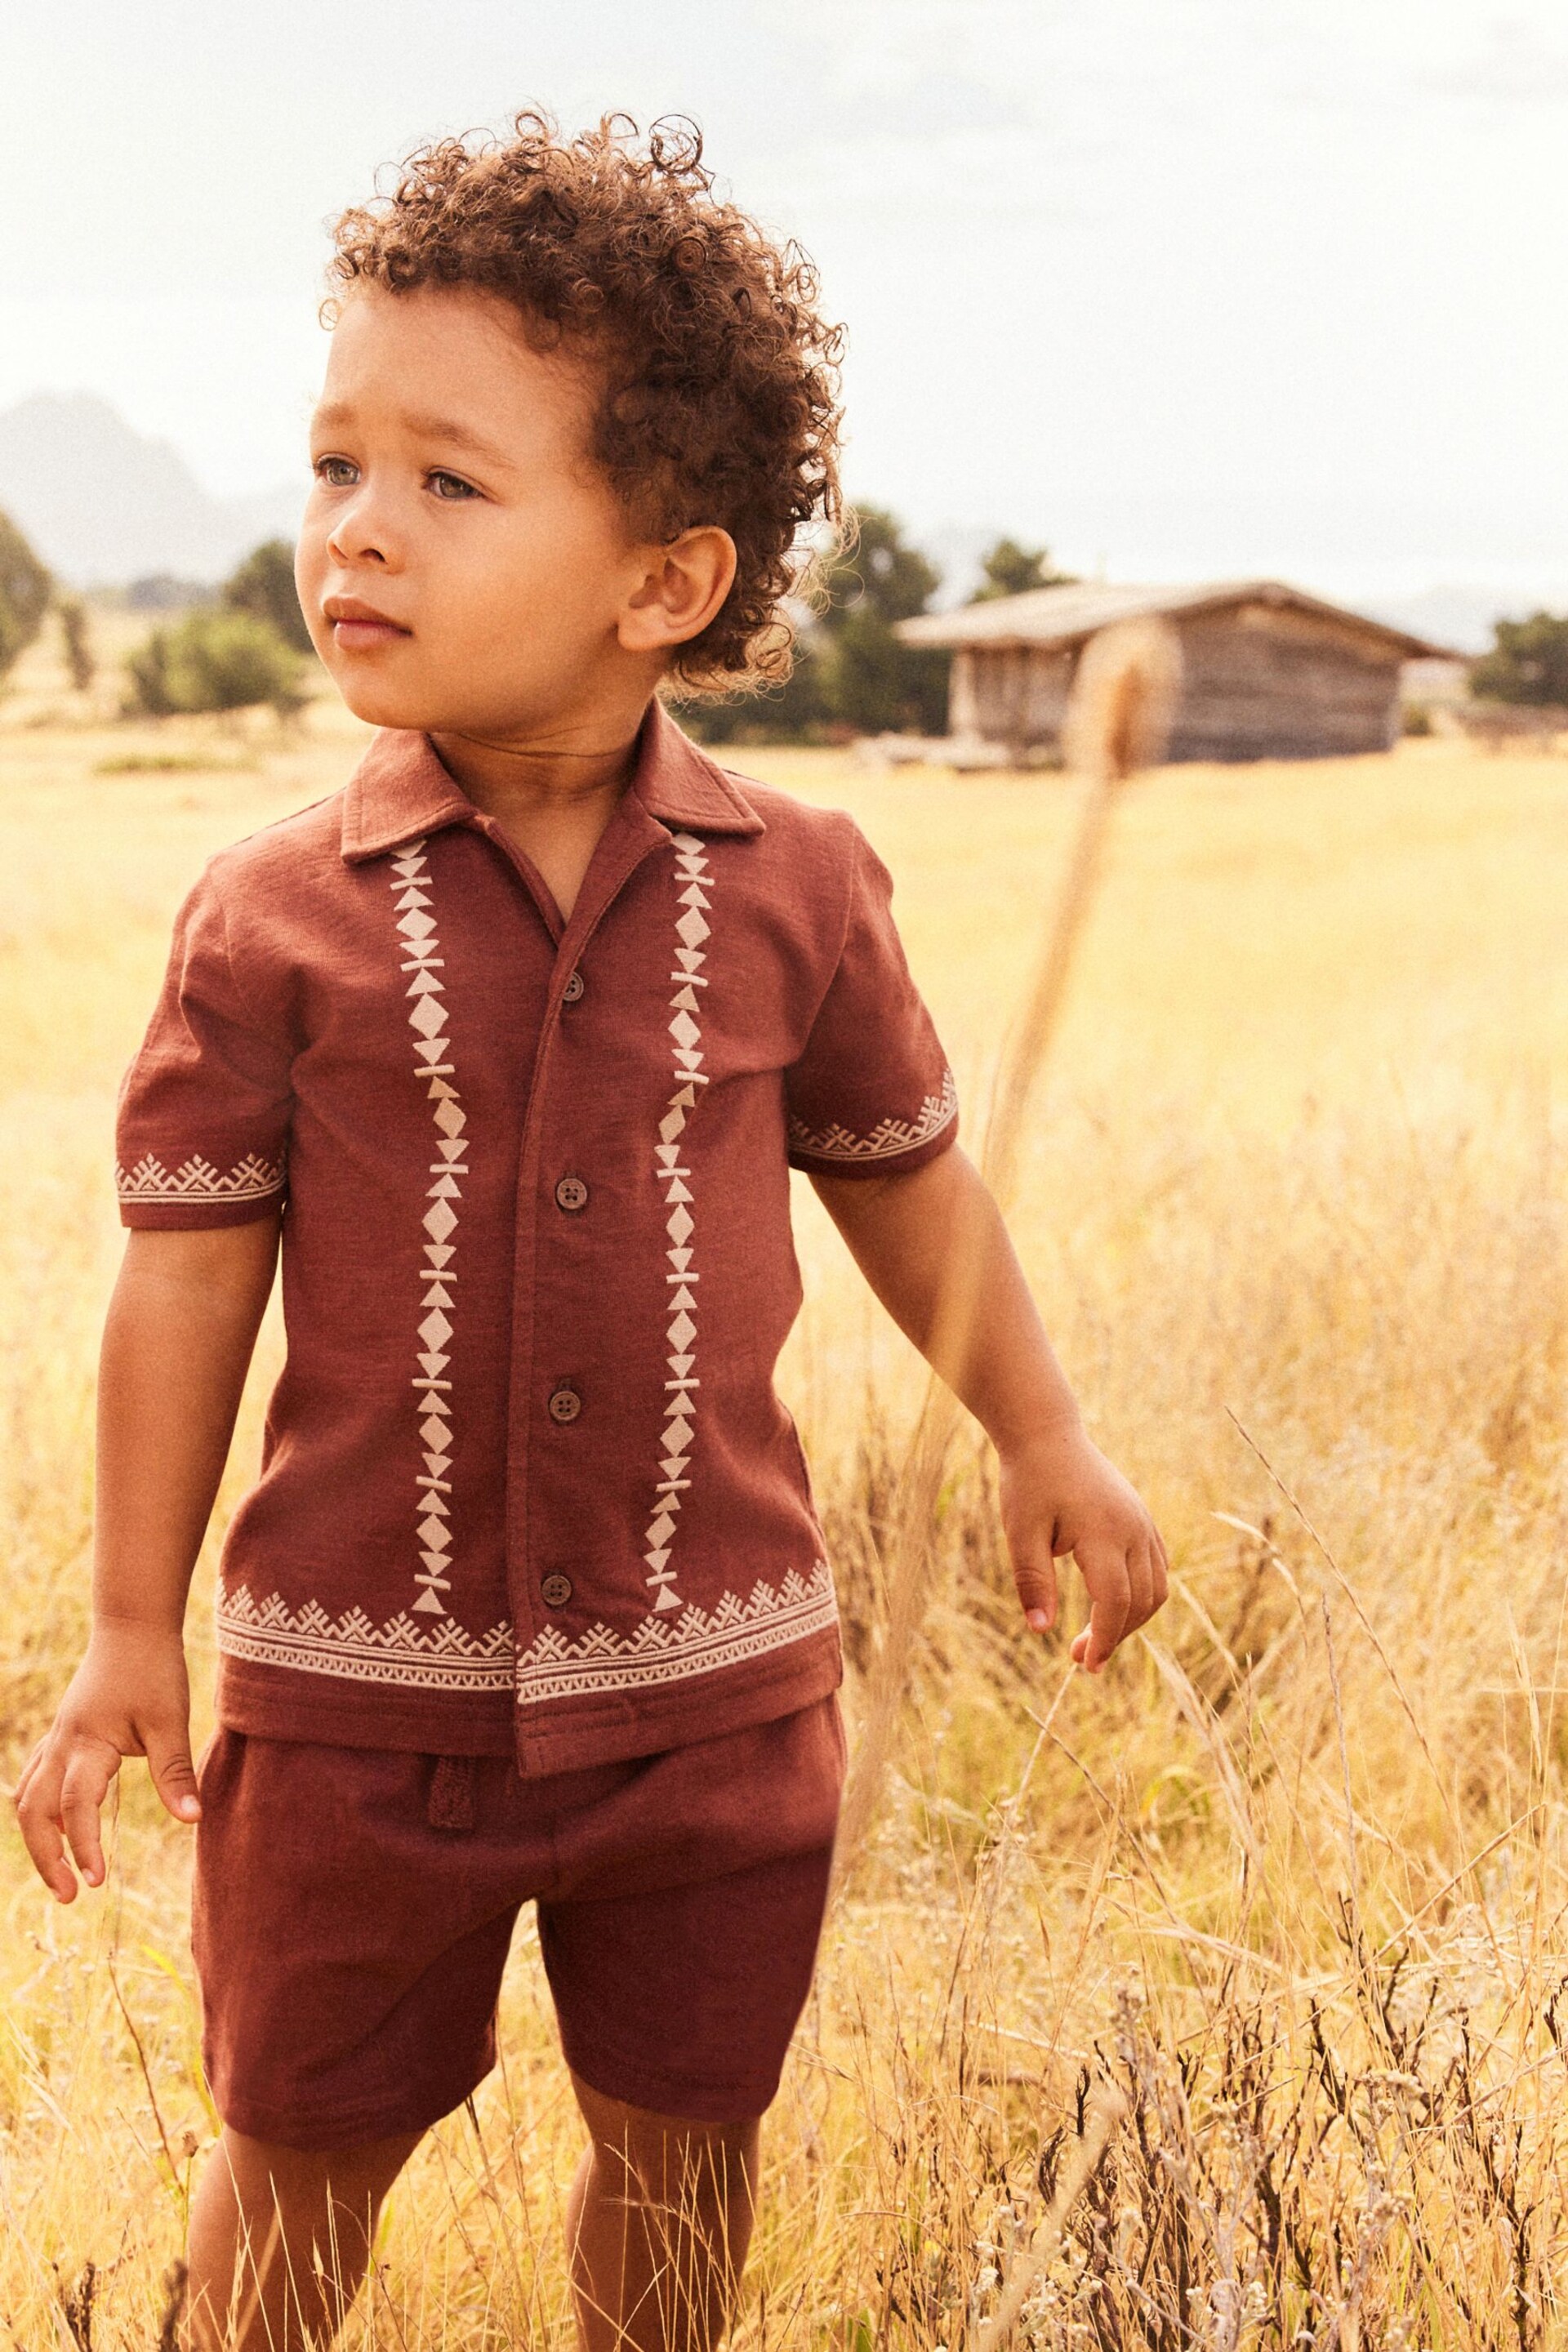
[897,579,1453,763]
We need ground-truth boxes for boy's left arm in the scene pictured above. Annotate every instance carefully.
[812,1144,1167,1673]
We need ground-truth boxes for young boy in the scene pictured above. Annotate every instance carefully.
[15,115,1166,2352]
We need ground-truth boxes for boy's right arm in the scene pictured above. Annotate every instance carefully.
[14,1218,279,1901]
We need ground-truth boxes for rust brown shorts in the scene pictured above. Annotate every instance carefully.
[191,1697,844,2150]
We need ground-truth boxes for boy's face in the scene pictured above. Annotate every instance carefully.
[296,286,664,738]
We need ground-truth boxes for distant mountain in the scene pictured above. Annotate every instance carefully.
[0,393,304,587]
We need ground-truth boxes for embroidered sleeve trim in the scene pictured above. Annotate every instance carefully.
[116,1152,286,1204]
[514,1561,839,1709]
[786,1067,958,1165]
[217,1584,516,1692]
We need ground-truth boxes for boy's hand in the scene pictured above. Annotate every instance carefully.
[13,1622,199,1902]
[998,1419,1169,1673]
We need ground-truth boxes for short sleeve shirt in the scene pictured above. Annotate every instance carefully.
[117,704,958,1774]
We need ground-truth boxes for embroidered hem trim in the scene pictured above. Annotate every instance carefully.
[786,1068,958,1165]
[214,1561,839,1707]
[217,1585,516,1691]
[116,1152,285,1204]
[514,1561,839,1709]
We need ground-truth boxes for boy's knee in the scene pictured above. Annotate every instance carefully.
[206,2123,422,2216]
[571,2074,760,2182]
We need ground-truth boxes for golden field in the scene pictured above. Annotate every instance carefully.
[6,641,1568,2345]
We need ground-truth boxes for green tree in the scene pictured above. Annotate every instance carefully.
[813,508,947,736]
[969,536,1076,603]
[684,506,949,746]
[0,509,51,679]
[1470,612,1568,707]
[126,609,305,719]
[222,537,314,655]
[58,596,96,692]
[829,508,942,630]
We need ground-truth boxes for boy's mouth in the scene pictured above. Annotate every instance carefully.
[323,595,412,651]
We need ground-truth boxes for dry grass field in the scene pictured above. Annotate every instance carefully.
[6,635,1568,2345]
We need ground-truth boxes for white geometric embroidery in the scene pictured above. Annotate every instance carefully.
[515,1561,838,1709]
[217,1566,835,1705]
[786,1067,958,1165]
[389,838,468,1620]
[116,1152,285,1205]
[217,1584,515,1691]
[642,828,714,1615]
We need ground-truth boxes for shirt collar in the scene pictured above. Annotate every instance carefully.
[340,699,764,866]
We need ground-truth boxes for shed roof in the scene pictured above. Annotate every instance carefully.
[895,578,1456,661]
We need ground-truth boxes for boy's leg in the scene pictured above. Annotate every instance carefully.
[185,2125,421,2351]
[188,1736,532,2345]
[541,1700,847,2351]
[567,2073,758,2352]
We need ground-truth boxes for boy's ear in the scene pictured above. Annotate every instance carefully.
[619,526,737,655]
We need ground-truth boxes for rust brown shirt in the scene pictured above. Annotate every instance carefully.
[116,706,957,1773]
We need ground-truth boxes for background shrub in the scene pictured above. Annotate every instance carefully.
[56,596,95,692]
[0,508,51,679]
[125,608,305,718]
[222,537,314,655]
[1470,610,1568,706]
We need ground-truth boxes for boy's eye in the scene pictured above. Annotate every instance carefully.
[428,470,480,501]
[314,456,359,488]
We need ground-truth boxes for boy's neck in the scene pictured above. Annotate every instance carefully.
[429,698,656,924]
[430,710,648,823]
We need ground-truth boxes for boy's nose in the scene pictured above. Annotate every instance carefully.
[327,519,388,568]
[327,491,399,570]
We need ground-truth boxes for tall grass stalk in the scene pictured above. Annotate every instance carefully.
[831,621,1183,1890]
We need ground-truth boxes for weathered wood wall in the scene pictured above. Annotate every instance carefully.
[959,601,1403,762]
[1171,604,1401,760]
[955,643,1074,750]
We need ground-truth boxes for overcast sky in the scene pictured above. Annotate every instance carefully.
[2,0,1566,602]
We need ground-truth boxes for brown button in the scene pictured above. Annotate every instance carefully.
[547,1384,581,1424]
[541,1573,573,1608]
[562,970,585,1004]
[555,1175,589,1214]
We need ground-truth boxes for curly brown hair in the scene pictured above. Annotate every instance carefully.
[327,111,844,690]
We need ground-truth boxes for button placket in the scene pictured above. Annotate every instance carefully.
[502,803,680,1687]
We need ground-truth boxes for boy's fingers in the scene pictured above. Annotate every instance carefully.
[145,1728,201,1824]
[1009,1536,1059,1634]
[1152,1529,1171,1610]
[1076,1540,1131,1673]
[60,1748,117,1890]
[15,1751,78,1902]
[1125,1538,1158,1633]
[11,1740,45,1808]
